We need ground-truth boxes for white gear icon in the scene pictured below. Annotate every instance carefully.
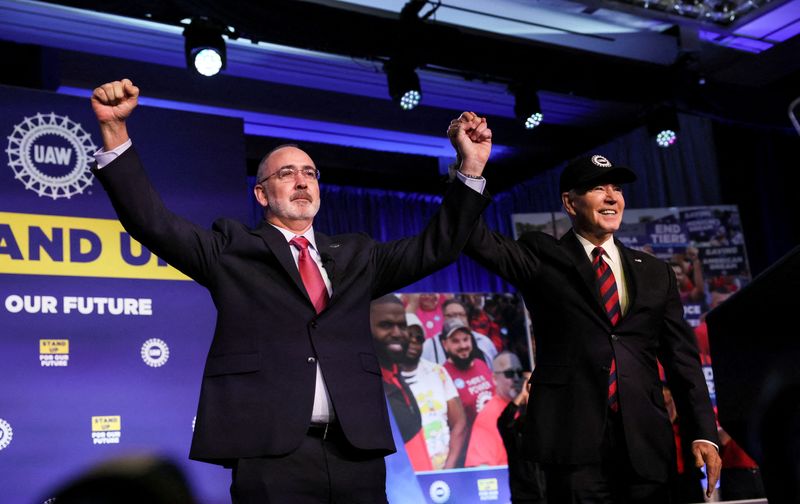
[141,338,170,368]
[0,418,13,451]
[6,112,97,200]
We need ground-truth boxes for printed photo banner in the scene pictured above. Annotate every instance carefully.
[374,292,534,504]
[0,85,248,504]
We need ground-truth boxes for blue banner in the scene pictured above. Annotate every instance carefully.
[0,85,247,504]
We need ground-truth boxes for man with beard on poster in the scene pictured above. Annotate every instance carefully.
[441,318,496,429]
[370,295,432,472]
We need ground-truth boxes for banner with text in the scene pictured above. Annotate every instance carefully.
[0,85,248,504]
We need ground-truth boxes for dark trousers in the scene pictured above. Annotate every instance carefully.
[543,410,670,504]
[230,424,387,504]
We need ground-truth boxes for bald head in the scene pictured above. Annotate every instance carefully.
[253,144,320,232]
[492,351,523,401]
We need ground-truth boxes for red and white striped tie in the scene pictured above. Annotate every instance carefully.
[593,247,620,412]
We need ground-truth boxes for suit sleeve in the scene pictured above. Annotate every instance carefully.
[92,146,223,285]
[369,181,491,297]
[657,262,719,444]
[464,217,540,285]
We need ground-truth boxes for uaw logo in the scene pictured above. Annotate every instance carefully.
[429,480,451,504]
[141,338,169,367]
[591,154,612,167]
[91,415,121,445]
[0,418,13,451]
[40,339,69,367]
[477,477,500,501]
[6,112,97,200]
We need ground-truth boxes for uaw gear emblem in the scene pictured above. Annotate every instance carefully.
[591,155,612,167]
[0,418,13,451]
[141,338,170,368]
[6,112,97,200]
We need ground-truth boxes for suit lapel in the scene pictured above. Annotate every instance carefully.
[561,230,608,322]
[314,232,341,305]
[252,222,309,304]
[616,238,639,316]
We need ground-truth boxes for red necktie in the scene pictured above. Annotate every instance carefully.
[290,236,329,314]
[592,246,620,412]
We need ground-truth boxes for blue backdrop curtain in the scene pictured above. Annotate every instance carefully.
[249,113,724,292]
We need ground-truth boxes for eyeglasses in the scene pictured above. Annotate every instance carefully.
[494,369,525,379]
[258,166,320,184]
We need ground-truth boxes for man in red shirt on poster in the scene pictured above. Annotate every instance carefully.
[441,318,496,427]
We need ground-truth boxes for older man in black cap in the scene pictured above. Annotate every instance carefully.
[465,154,721,503]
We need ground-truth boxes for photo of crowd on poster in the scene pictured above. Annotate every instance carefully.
[369,291,533,473]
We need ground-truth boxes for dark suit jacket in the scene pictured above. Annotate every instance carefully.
[466,223,718,481]
[93,146,491,466]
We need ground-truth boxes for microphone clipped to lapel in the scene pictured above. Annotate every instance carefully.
[321,242,340,283]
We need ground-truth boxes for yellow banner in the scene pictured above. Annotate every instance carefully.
[91,416,122,431]
[39,339,69,354]
[0,212,189,280]
[477,478,499,491]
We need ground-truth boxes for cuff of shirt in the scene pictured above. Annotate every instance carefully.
[455,170,486,194]
[93,139,132,169]
[692,439,720,451]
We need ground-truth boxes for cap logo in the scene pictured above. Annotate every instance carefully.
[591,155,612,167]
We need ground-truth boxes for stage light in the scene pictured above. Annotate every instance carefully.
[184,18,226,77]
[513,87,544,129]
[647,107,680,148]
[384,59,422,111]
[656,129,678,147]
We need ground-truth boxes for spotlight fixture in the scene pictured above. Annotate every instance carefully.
[647,107,680,148]
[184,18,227,77]
[512,86,544,130]
[384,59,422,111]
[656,129,678,148]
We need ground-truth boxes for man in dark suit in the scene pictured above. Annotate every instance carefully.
[465,154,721,503]
[90,79,492,503]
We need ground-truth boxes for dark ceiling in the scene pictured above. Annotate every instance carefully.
[4,0,800,193]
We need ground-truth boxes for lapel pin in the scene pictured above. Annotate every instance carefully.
[329,243,341,248]
[634,258,642,263]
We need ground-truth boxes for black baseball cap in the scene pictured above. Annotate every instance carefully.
[559,154,637,193]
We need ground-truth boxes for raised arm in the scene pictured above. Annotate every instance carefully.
[92,78,138,150]
[90,79,222,283]
[465,216,542,288]
[447,111,492,178]
[370,112,493,296]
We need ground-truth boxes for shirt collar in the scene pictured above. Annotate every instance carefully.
[574,232,620,266]
[270,223,318,251]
